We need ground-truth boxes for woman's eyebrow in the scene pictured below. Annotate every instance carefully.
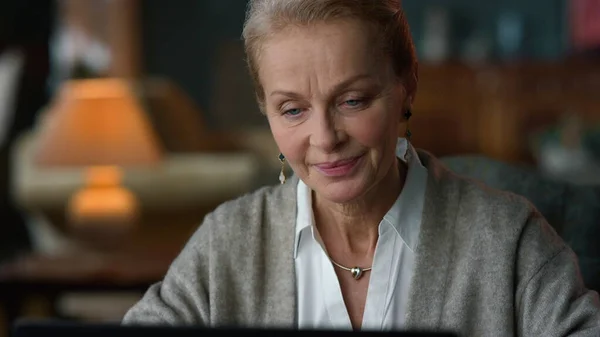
[328,74,376,93]
[269,74,376,98]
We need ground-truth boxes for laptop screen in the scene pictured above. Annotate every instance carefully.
[14,321,458,337]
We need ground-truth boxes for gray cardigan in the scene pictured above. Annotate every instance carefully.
[123,150,600,336]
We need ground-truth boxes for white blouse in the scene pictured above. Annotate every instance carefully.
[294,138,428,330]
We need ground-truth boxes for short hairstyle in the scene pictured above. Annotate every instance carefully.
[242,0,418,112]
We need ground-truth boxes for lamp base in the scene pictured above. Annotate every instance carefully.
[67,166,139,249]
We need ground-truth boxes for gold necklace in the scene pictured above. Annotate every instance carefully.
[329,258,372,280]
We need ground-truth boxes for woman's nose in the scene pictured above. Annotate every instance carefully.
[309,110,344,153]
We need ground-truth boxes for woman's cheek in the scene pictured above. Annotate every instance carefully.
[346,109,391,147]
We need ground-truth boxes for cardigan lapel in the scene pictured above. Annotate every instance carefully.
[263,175,299,327]
[405,150,461,329]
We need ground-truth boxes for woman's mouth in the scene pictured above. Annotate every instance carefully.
[313,155,364,177]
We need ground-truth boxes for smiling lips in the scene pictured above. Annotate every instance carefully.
[314,155,364,177]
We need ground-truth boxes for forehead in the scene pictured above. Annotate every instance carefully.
[257,19,389,94]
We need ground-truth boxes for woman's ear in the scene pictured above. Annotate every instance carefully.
[406,74,418,106]
[405,62,419,106]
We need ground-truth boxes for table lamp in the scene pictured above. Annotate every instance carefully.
[33,78,163,238]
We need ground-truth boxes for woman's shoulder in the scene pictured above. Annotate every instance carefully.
[441,171,567,264]
[422,151,536,228]
[208,178,297,225]
[458,172,535,218]
[442,168,539,237]
[189,177,298,249]
[421,150,535,224]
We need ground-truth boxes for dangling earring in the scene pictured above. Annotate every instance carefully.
[278,153,286,184]
[404,109,413,140]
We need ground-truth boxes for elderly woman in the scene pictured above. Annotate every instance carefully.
[124,0,600,335]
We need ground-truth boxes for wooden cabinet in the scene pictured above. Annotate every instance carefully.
[411,62,600,164]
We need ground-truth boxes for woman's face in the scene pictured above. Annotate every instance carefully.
[259,19,411,204]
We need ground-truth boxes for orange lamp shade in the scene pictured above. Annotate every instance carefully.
[32,78,164,241]
[34,78,162,167]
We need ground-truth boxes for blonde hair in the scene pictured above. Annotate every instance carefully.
[242,0,417,112]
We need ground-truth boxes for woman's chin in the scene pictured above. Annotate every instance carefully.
[313,179,367,204]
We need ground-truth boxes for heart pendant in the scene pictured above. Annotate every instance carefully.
[350,267,363,280]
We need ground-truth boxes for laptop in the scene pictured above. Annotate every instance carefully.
[13,320,458,337]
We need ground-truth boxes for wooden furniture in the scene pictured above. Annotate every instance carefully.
[412,61,600,164]
[0,219,199,337]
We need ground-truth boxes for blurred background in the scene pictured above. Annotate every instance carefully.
[0,0,599,335]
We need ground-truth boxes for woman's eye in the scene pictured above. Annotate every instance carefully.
[284,108,302,116]
[342,98,366,108]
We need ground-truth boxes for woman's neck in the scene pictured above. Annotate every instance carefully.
[313,158,407,256]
